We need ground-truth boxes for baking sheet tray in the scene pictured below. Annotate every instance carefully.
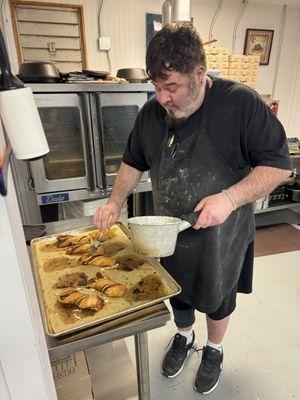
[31,223,181,337]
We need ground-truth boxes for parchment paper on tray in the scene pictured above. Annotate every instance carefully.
[31,222,181,337]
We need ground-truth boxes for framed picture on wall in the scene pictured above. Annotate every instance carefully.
[146,13,162,47]
[243,29,274,65]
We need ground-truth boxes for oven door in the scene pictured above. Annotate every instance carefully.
[30,93,97,195]
[92,92,148,188]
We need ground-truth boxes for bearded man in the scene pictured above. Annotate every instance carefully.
[94,24,291,394]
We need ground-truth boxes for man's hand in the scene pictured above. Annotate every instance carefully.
[93,162,143,232]
[193,192,234,229]
[93,202,121,232]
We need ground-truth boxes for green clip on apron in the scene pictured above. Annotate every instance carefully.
[150,82,254,314]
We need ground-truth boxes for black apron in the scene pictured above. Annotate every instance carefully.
[150,82,255,314]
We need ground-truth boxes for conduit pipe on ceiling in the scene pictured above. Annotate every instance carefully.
[162,0,172,26]
[231,0,248,54]
[97,0,111,73]
[209,0,223,40]
[271,4,287,100]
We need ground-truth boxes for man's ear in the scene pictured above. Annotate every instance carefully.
[195,65,206,81]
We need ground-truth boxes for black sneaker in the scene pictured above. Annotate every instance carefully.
[194,346,223,394]
[161,331,197,378]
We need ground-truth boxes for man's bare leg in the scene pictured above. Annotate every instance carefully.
[206,315,230,343]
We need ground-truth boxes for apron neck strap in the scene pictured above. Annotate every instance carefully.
[199,79,210,132]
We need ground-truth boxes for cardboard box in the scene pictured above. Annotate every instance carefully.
[219,69,229,76]
[228,54,248,62]
[207,62,228,70]
[51,352,90,382]
[51,351,94,400]
[205,47,229,56]
[246,55,260,63]
[56,375,93,400]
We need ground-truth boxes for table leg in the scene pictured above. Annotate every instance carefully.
[134,332,150,400]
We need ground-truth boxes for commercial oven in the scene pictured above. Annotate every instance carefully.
[30,93,97,197]
[90,91,148,188]
[28,83,154,205]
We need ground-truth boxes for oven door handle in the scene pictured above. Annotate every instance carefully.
[82,93,97,191]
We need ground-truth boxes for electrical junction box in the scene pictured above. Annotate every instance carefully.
[99,36,111,51]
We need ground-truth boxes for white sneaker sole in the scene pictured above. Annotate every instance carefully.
[193,378,219,395]
[193,362,223,395]
[161,341,198,379]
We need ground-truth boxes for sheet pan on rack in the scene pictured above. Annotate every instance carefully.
[31,222,181,337]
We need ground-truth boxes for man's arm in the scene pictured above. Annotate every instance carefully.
[226,166,290,208]
[194,166,291,229]
[93,162,143,231]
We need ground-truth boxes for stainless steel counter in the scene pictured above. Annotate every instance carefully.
[47,302,170,400]
[42,216,171,400]
[29,82,155,93]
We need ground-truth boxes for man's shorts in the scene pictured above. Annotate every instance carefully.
[170,283,238,327]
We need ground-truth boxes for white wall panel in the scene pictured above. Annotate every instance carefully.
[3,0,300,136]
[274,6,300,137]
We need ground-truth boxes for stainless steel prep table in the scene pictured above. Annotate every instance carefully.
[36,216,171,400]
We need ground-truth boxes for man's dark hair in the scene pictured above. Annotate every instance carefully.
[146,23,206,81]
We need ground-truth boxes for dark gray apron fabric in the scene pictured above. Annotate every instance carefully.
[150,82,255,314]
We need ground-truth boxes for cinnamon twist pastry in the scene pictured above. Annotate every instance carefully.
[89,276,125,297]
[57,289,104,310]
[57,234,90,248]
[78,246,105,264]
[56,234,77,248]
[79,254,116,268]
[66,243,94,255]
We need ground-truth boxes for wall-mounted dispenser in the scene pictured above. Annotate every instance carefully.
[0,29,49,160]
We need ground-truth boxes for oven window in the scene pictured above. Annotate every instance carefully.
[102,105,138,174]
[38,107,86,180]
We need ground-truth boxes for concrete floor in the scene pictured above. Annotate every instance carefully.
[126,249,300,400]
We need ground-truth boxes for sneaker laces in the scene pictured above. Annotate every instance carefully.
[164,334,197,361]
[194,347,203,357]
[164,335,176,351]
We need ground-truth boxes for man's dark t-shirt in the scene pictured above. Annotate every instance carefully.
[123,76,291,173]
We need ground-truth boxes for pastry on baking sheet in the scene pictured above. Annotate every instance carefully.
[32,224,175,335]
[57,234,90,248]
[57,232,103,248]
[78,247,105,264]
[88,272,125,297]
[88,256,116,267]
[56,234,78,248]
[57,289,104,311]
[66,243,94,255]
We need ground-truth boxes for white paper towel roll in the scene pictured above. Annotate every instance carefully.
[0,86,49,159]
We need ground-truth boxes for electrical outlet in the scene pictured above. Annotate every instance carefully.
[99,36,111,51]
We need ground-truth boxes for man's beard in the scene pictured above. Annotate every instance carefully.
[165,114,186,129]
[166,78,202,122]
